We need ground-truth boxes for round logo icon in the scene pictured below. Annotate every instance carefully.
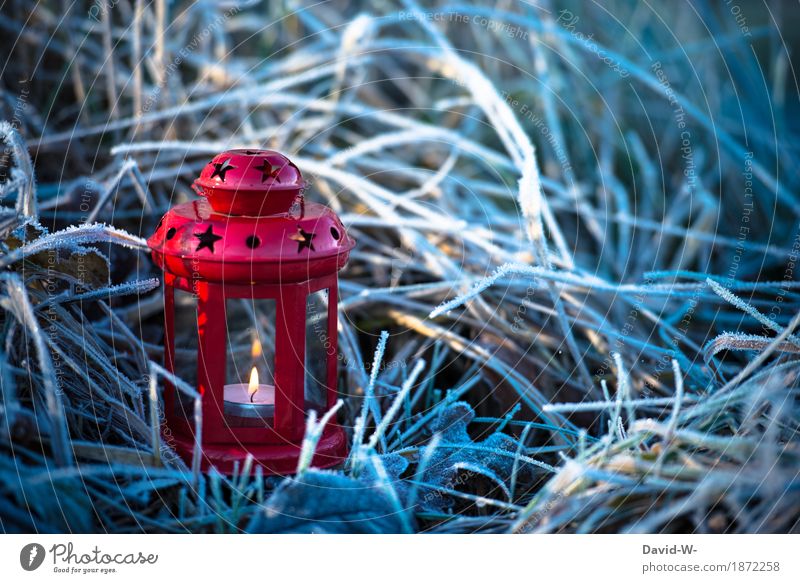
[20,543,46,571]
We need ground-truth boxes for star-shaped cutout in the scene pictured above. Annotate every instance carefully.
[194,225,223,253]
[253,159,284,183]
[209,158,236,182]
[289,227,316,252]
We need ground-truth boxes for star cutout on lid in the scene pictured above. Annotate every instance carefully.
[194,225,223,253]
[253,159,285,183]
[289,227,316,252]
[209,158,236,182]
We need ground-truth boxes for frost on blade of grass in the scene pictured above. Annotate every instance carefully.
[703,332,800,366]
[707,278,800,347]
[38,279,161,308]
[367,359,425,450]
[0,223,147,270]
[350,329,389,464]
[0,121,36,217]
[296,399,344,475]
[429,263,536,318]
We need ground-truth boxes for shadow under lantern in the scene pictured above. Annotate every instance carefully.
[148,149,354,474]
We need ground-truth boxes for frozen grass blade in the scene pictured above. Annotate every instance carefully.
[351,330,389,459]
[367,360,425,450]
[0,273,72,467]
[296,399,344,474]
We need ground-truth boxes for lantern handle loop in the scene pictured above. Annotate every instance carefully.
[191,179,206,198]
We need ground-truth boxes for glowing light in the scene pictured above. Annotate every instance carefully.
[251,336,262,359]
[248,367,259,402]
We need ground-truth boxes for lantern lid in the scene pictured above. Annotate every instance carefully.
[147,198,355,284]
[193,149,305,216]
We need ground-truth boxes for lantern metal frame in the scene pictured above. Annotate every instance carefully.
[148,149,353,475]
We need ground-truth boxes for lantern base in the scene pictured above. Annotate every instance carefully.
[167,424,348,475]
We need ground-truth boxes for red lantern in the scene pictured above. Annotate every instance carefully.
[147,149,354,475]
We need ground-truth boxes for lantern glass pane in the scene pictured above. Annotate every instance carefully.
[224,298,276,427]
[305,288,330,413]
[172,288,199,418]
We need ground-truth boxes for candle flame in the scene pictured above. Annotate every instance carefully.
[251,337,262,359]
[248,367,259,401]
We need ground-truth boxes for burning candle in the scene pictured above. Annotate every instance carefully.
[223,366,275,420]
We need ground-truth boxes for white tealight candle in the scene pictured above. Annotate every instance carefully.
[223,383,275,406]
[223,367,275,420]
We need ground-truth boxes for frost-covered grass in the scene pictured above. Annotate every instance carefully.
[1,0,799,533]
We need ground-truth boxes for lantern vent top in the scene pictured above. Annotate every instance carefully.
[193,149,305,216]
